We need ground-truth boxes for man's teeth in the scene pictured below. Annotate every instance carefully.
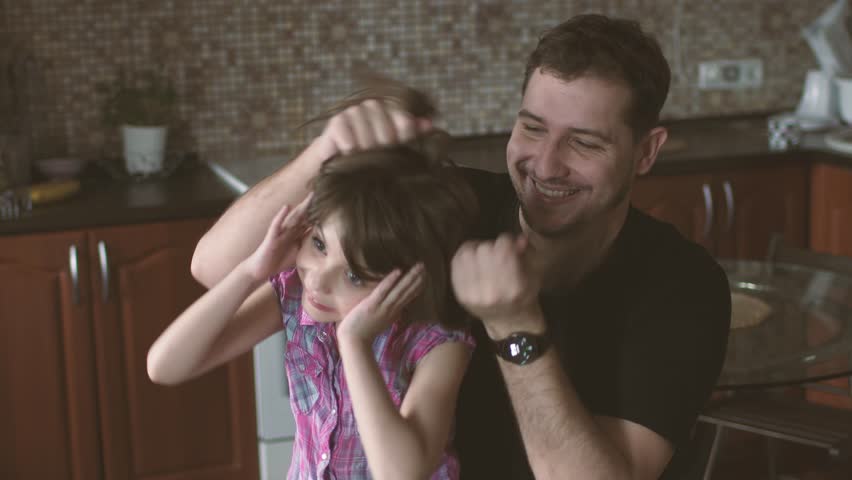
[532,180,582,198]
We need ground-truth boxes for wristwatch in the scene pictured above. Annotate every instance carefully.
[492,332,551,365]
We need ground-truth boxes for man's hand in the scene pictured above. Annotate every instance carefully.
[451,233,545,339]
[312,99,434,161]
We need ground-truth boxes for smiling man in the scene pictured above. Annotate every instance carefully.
[449,15,731,480]
[509,75,639,236]
[190,13,731,480]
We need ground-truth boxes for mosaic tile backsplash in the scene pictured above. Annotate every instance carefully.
[0,0,837,163]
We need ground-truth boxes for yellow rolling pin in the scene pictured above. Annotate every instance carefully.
[26,179,81,205]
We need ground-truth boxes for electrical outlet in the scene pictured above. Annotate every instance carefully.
[698,59,763,90]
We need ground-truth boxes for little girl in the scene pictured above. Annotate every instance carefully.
[147,91,478,480]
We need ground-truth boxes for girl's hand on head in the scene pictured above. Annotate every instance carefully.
[337,263,425,343]
[243,194,312,282]
[314,99,433,160]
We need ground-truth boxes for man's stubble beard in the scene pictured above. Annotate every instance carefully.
[516,164,636,239]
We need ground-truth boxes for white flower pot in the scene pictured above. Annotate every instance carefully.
[122,125,167,175]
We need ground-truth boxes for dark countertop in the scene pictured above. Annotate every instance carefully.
[0,159,237,236]
[445,114,852,175]
[5,114,852,236]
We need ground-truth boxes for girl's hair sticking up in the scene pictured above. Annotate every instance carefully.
[305,76,479,329]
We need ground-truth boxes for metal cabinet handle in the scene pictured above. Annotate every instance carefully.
[701,183,714,241]
[722,180,735,232]
[68,244,79,305]
[97,240,109,302]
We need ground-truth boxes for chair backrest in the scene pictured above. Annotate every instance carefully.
[766,233,852,276]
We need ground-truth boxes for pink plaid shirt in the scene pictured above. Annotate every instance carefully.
[270,269,475,480]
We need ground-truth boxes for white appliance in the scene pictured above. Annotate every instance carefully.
[795,0,852,130]
[253,330,297,479]
[795,69,840,129]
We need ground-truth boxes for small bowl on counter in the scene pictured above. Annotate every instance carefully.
[35,157,88,180]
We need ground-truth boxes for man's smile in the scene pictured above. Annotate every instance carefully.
[529,177,588,201]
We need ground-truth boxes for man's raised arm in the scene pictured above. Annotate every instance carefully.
[191,138,329,287]
[191,100,432,288]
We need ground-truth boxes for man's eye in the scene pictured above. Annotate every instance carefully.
[312,236,326,253]
[345,270,363,287]
[574,139,600,150]
[522,123,544,133]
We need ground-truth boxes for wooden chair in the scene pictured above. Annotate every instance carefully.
[696,234,852,480]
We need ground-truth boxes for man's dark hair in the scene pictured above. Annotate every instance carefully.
[522,14,671,138]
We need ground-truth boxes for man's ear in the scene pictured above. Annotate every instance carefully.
[634,126,668,175]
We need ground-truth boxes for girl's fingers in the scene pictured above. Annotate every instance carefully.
[279,192,313,234]
[269,204,291,237]
[394,269,425,312]
[367,269,402,307]
[298,191,314,209]
[379,264,424,312]
[281,194,310,226]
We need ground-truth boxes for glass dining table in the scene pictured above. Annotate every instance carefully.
[716,259,852,390]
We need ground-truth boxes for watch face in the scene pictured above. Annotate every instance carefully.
[502,334,538,365]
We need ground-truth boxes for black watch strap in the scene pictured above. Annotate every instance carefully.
[492,332,551,365]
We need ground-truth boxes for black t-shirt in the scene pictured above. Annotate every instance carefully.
[454,168,732,479]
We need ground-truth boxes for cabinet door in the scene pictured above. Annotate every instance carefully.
[811,163,852,257]
[87,219,258,480]
[808,163,852,409]
[0,231,102,480]
[631,172,716,252]
[715,164,809,260]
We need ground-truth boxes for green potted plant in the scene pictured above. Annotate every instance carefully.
[97,69,178,175]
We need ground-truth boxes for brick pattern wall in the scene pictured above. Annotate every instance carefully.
[0,0,834,163]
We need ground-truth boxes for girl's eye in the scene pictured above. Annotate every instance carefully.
[312,236,326,253]
[345,270,364,287]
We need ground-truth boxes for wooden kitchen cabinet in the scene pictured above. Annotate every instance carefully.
[0,219,258,480]
[630,172,715,253]
[810,163,852,257]
[0,231,101,480]
[632,162,809,259]
[807,163,852,410]
[715,163,809,259]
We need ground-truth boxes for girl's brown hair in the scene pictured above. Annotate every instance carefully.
[304,78,478,329]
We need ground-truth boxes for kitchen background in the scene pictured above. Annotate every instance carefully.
[0,0,836,164]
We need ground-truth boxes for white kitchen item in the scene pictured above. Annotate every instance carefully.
[834,76,852,123]
[253,331,297,479]
[796,115,840,131]
[35,157,87,180]
[795,0,852,128]
[795,70,840,125]
[802,0,852,76]
[122,125,167,175]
